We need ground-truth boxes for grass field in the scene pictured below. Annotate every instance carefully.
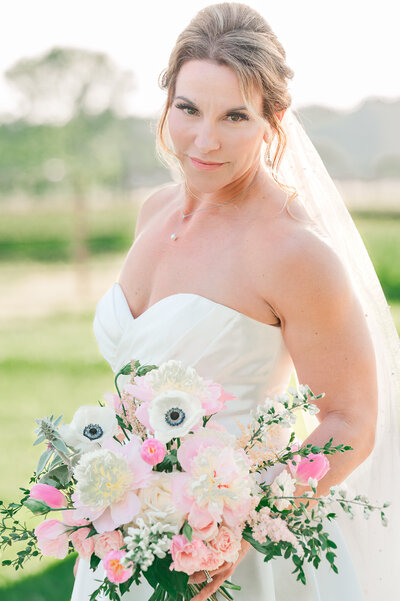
[0,202,399,600]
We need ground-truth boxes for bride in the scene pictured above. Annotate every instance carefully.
[72,3,400,600]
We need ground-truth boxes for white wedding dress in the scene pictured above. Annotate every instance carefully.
[71,282,364,601]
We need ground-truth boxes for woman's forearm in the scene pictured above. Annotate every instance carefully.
[292,411,375,499]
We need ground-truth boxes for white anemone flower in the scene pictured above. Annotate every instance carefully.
[148,389,205,443]
[59,405,119,453]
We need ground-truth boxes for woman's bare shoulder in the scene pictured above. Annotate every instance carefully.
[134,183,180,237]
[264,216,354,324]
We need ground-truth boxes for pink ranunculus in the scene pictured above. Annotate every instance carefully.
[103,549,133,583]
[34,519,69,559]
[30,483,67,509]
[94,529,124,560]
[208,526,242,563]
[169,535,209,575]
[289,451,330,485]
[200,381,237,415]
[69,526,95,561]
[140,438,166,466]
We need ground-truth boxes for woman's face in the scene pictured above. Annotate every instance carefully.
[167,59,269,193]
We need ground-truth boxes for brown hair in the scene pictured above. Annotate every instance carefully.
[156,2,299,213]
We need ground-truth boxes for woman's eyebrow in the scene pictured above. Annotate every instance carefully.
[174,95,248,112]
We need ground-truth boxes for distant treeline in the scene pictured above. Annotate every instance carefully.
[0,110,170,197]
[1,99,400,199]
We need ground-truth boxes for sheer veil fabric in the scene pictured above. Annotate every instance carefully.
[274,107,400,598]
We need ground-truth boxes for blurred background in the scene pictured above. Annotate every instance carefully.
[1,1,399,599]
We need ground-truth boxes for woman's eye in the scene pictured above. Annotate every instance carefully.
[226,112,249,122]
[175,103,198,116]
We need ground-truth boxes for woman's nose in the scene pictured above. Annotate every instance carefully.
[194,120,221,154]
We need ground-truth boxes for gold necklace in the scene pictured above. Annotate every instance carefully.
[170,168,260,241]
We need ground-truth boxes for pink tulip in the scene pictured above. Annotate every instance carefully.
[30,483,68,509]
[34,519,69,559]
[289,452,330,485]
[140,438,166,465]
[103,550,133,583]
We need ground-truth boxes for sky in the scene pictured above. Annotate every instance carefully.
[2,0,399,119]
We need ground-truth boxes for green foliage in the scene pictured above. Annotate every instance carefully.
[0,552,76,601]
[0,111,169,197]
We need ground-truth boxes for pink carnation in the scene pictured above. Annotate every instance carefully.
[103,549,133,583]
[140,438,166,466]
[169,535,209,575]
[69,526,95,561]
[34,519,69,559]
[30,483,67,509]
[208,526,242,563]
[94,530,124,560]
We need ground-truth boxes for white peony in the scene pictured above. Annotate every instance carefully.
[148,359,206,396]
[59,405,119,453]
[148,389,205,443]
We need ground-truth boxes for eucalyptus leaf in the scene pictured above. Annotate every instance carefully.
[48,454,63,469]
[39,464,70,488]
[33,436,45,447]
[54,415,63,427]
[36,449,53,474]
[52,438,70,454]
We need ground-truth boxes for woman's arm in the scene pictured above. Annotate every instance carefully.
[268,228,378,500]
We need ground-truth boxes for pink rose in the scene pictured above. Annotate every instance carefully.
[69,527,95,561]
[34,519,69,559]
[289,452,330,485]
[140,439,166,466]
[103,549,133,583]
[94,530,124,560]
[30,483,67,509]
[208,526,242,563]
[169,535,209,575]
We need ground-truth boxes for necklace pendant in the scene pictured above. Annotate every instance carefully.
[170,232,178,241]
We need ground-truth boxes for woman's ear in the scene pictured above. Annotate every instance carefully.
[276,109,286,122]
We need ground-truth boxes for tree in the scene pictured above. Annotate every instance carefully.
[5,47,136,300]
[5,46,135,124]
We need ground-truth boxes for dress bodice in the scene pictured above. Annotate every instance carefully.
[72,282,364,601]
[93,283,294,434]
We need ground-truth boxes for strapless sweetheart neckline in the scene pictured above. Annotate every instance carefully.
[113,282,281,330]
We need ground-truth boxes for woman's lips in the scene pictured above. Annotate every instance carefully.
[189,156,225,171]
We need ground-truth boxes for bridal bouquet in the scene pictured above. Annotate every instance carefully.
[1,359,389,601]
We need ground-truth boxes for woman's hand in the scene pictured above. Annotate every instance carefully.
[188,539,251,601]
